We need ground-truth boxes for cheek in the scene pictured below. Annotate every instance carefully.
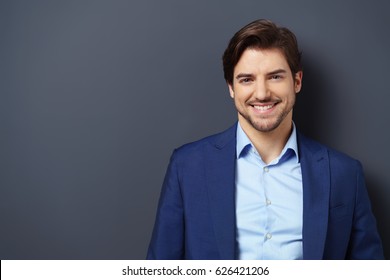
[234,87,252,100]
[232,93,245,109]
[234,93,248,105]
[286,92,297,105]
[276,83,296,98]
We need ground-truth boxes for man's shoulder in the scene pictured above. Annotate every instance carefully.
[298,132,362,169]
[172,123,237,158]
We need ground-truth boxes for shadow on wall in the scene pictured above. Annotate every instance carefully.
[294,57,330,142]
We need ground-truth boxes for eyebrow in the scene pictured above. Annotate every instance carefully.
[235,73,254,80]
[235,69,288,80]
[267,69,287,76]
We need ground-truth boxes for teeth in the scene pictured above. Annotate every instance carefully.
[253,104,274,111]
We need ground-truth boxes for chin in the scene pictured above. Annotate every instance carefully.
[249,118,280,132]
[252,124,279,133]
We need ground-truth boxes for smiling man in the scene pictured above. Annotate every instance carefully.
[147,19,383,259]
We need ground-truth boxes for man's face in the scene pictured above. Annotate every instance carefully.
[229,48,302,133]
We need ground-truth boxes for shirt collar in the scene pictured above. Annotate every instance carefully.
[236,121,300,163]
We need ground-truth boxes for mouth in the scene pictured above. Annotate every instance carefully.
[253,104,275,111]
[250,102,279,113]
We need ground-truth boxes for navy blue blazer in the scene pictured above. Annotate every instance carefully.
[147,124,383,259]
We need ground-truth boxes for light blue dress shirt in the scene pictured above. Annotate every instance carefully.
[235,122,303,260]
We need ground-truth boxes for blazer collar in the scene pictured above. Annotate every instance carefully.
[205,123,237,259]
[298,132,331,260]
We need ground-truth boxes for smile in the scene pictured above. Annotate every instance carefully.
[253,104,274,111]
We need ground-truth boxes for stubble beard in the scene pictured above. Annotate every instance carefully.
[237,98,295,133]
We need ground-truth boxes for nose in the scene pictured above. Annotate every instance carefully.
[254,79,271,101]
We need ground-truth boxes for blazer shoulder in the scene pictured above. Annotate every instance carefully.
[298,132,362,170]
[173,123,237,159]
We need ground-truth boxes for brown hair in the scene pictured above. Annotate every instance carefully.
[222,19,302,85]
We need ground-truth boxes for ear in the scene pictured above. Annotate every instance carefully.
[294,71,303,93]
[228,83,235,98]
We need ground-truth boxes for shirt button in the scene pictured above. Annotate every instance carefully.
[264,166,269,172]
[266,233,272,239]
[266,199,271,206]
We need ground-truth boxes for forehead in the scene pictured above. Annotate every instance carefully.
[234,48,290,73]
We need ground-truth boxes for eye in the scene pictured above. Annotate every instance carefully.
[239,78,253,84]
[270,75,282,80]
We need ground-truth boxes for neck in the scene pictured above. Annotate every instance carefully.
[238,114,293,164]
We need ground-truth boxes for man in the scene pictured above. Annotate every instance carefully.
[147,19,383,259]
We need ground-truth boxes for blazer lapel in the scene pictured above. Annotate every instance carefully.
[298,133,331,260]
[205,124,237,259]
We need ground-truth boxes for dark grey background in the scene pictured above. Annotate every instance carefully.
[1,0,389,259]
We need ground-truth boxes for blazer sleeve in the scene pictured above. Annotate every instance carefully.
[347,162,384,259]
[147,150,185,259]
